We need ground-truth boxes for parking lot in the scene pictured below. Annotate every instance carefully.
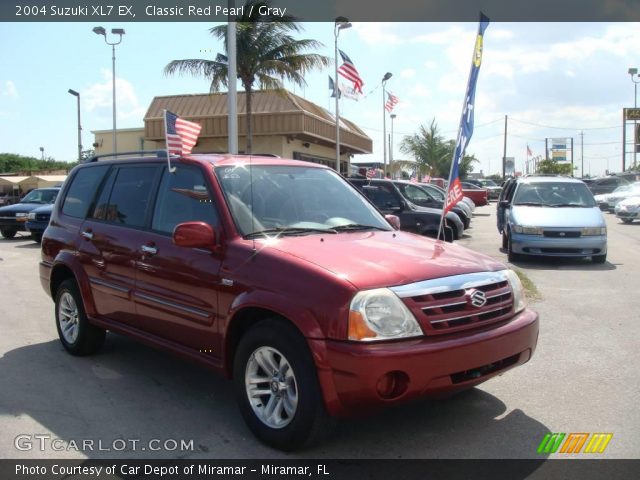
[0,205,639,459]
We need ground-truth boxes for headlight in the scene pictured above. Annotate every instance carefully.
[581,227,606,236]
[348,288,423,341]
[504,269,526,314]
[27,212,36,220]
[512,225,543,235]
[15,212,28,218]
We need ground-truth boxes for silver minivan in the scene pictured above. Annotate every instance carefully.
[497,176,607,263]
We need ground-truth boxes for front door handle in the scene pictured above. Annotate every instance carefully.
[141,245,157,255]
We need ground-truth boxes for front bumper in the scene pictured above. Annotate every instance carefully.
[0,218,27,232]
[511,232,607,258]
[25,220,48,234]
[616,210,639,220]
[311,308,539,417]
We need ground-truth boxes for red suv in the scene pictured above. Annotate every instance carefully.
[40,152,539,450]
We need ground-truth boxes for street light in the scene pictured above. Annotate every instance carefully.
[334,17,352,174]
[390,113,397,168]
[39,147,45,161]
[68,89,82,162]
[628,67,640,169]
[93,26,125,154]
[381,72,393,177]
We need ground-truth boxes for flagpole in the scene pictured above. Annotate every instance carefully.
[334,18,352,175]
[437,13,488,241]
[163,109,175,173]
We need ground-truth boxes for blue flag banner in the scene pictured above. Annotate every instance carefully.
[444,13,490,213]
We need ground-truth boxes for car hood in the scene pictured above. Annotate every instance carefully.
[512,205,605,228]
[257,230,505,290]
[30,204,54,214]
[0,203,46,214]
[617,195,640,207]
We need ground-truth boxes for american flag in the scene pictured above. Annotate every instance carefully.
[385,92,399,112]
[164,110,202,156]
[337,50,364,94]
[527,145,533,156]
[366,168,376,179]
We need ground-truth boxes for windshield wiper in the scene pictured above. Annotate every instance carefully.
[332,223,389,232]
[514,202,544,206]
[245,227,337,239]
[550,203,586,208]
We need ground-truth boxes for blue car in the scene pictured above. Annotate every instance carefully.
[26,203,54,242]
[497,176,607,264]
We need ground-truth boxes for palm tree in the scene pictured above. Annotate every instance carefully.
[399,120,449,179]
[164,0,329,153]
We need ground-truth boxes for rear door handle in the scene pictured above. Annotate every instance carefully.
[141,245,157,255]
[81,230,93,241]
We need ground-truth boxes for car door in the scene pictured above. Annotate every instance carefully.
[133,165,223,358]
[497,179,516,233]
[78,163,162,327]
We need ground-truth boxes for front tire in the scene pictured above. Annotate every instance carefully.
[55,279,105,356]
[507,231,520,262]
[31,233,42,242]
[621,219,633,224]
[592,253,607,264]
[1,229,17,239]
[233,319,334,451]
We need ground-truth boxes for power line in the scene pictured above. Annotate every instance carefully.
[510,117,621,131]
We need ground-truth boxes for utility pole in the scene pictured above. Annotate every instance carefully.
[570,137,574,176]
[502,114,508,178]
[580,131,584,177]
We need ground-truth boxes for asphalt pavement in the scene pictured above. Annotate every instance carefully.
[0,205,638,460]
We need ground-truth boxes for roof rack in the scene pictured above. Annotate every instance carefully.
[85,150,168,163]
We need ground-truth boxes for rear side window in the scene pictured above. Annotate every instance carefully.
[61,166,109,218]
[100,166,159,227]
[151,166,219,234]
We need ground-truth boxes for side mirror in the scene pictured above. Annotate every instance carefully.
[173,221,216,249]
[385,214,401,230]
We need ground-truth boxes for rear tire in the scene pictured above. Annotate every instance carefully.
[502,232,508,249]
[233,319,335,451]
[1,229,17,239]
[55,279,105,356]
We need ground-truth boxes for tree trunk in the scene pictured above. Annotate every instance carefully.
[244,84,253,154]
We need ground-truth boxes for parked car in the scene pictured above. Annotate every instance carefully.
[26,203,54,242]
[349,178,464,241]
[466,178,502,200]
[393,180,471,229]
[588,176,629,196]
[0,187,59,238]
[419,182,476,213]
[460,182,489,206]
[497,176,607,263]
[596,182,640,212]
[615,196,640,223]
[41,152,538,450]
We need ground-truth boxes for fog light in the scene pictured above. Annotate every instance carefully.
[375,371,409,400]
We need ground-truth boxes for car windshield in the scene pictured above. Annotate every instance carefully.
[479,179,498,187]
[612,185,632,194]
[513,182,597,207]
[21,189,58,204]
[215,164,392,237]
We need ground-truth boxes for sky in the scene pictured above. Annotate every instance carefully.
[2,21,640,177]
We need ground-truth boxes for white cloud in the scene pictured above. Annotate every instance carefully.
[400,69,416,79]
[408,84,432,98]
[424,60,438,69]
[352,23,403,46]
[84,69,146,122]
[2,80,18,98]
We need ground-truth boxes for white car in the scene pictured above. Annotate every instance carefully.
[595,182,640,212]
[615,196,640,223]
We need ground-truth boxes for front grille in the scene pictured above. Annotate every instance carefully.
[543,230,581,238]
[0,212,16,219]
[35,214,50,222]
[391,272,515,336]
[450,353,521,384]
